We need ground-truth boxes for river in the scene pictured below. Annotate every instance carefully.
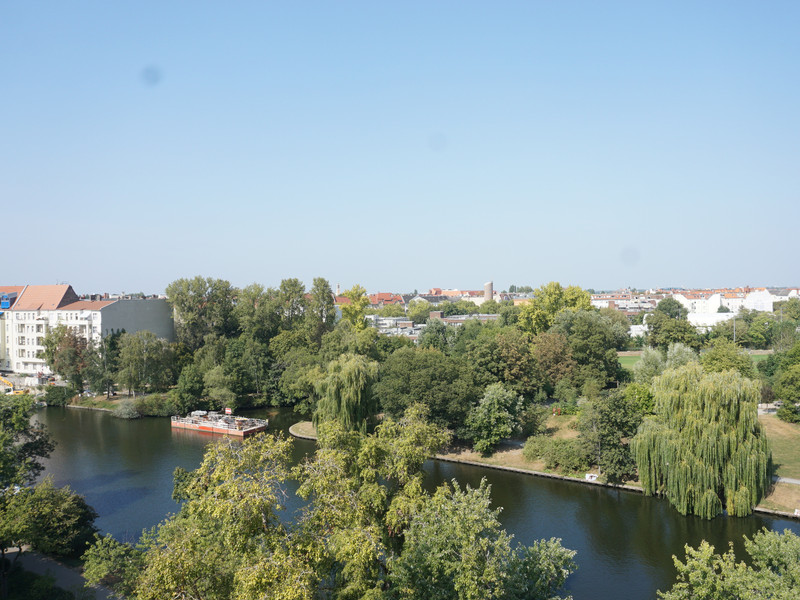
[35,406,800,600]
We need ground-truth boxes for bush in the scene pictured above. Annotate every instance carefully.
[42,386,74,407]
[523,435,591,473]
[112,399,140,419]
[133,394,178,417]
[517,403,548,437]
[549,399,579,415]
[777,403,800,424]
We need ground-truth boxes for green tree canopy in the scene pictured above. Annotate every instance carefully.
[389,479,576,600]
[340,284,370,330]
[654,297,688,320]
[42,324,89,391]
[700,339,755,379]
[467,383,520,455]
[0,394,54,488]
[166,276,238,350]
[373,346,481,434]
[631,364,770,518]
[313,353,379,433]
[659,529,800,600]
[517,282,591,336]
[116,331,176,396]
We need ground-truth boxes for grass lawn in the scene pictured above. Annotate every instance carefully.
[751,353,770,363]
[760,414,800,480]
[759,482,800,514]
[618,355,640,370]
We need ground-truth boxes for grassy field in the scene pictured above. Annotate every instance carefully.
[618,355,641,370]
[760,414,800,479]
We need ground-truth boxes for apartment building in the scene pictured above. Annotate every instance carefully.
[1,284,174,375]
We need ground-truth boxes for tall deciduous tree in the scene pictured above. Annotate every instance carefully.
[0,394,54,487]
[340,284,370,330]
[116,331,175,396]
[166,276,238,350]
[631,364,770,518]
[700,338,755,379]
[42,324,89,391]
[374,346,480,434]
[306,277,336,347]
[467,383,519,455]
[517,282,591,336]
[659,529,800,600]
[389,479,576,600]
[313,353,379,433]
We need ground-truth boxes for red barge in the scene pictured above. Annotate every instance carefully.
[170,411,268,437]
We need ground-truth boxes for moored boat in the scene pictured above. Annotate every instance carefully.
[171,410,268,437]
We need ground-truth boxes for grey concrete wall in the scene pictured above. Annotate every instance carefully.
[101,299,175,341]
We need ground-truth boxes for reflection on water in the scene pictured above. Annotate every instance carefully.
[36,407,800,600]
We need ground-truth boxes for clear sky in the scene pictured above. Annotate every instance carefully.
[2,2,798,295]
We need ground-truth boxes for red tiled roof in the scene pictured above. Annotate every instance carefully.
[0,286,25,295]
[12,285,79,310]
[59,300,117,311]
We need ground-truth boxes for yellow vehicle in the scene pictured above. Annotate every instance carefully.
[1,376,20,394]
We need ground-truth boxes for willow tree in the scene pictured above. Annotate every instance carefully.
[631,363,770,519]
[313,353,379,433]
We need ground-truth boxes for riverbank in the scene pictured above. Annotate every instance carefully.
[288,418,800,518]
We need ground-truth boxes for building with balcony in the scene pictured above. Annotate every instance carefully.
[1,284,174,375]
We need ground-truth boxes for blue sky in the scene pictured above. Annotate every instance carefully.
[2,2,798,295]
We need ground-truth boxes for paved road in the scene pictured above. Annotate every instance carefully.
[775,476,800,486]
[7,550,113,599]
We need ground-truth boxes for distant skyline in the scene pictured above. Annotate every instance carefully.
[2,3,798,295]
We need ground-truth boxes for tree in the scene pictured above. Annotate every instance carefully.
[42,324,89,391]
[374,347,481,434]
[531,331,576,394]
[517,282,591,336]
[313,353,379,433]
[659,529,800,600]
[1,478,97,599]
[633,347,665,385]
[631,364,770,518]
[340,284,370,330]
[82,534,145,598]
[388,479,576,600]
[306,277,336,347]
[775,363,800,404]
[417,318,455,353]
[551,310,623,387]
[646,311,701,350]
[84,331,122,398]
[406,300,432,325]
[467,327,539,397]
[467,384,519,455]
[578,391,643,484]
[665,342,698,370]
[116,331,175,396]
[165,276,238,350]
[700,339,755,379]
[654,297,688,320]
[0,394,54,488]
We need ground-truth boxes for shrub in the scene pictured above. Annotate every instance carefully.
[112,399,140,420]
[523,435,591,473]
[43,386,74,407]
[133,394,178,417]
[777,403,800,424]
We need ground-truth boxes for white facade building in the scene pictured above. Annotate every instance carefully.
[1,285,174,375]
